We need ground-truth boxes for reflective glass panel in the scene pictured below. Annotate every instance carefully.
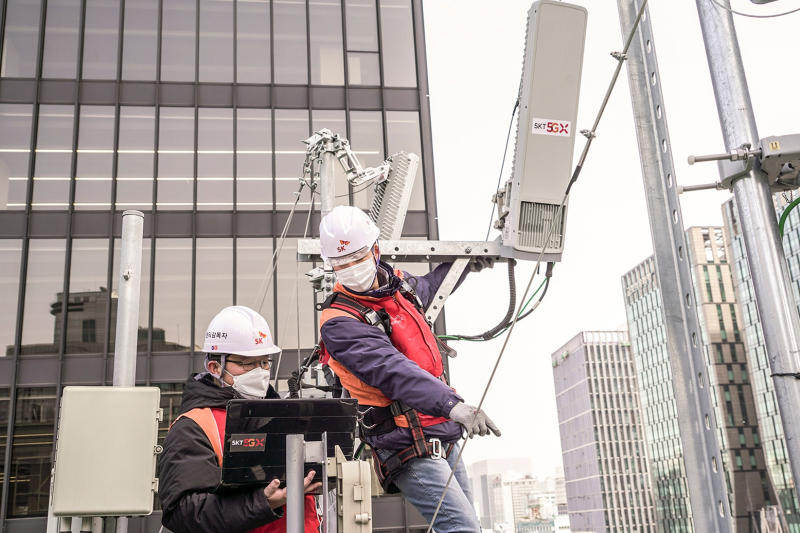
[276,239,315,350]
[309,0,344,86]
[41,0,81,78]
[273,0,307,84]
[194,238,232,350]
[274,109,308,207]
[0,389,9,489]
[32,105,75,210]
[20,240,66,355]
[82,0,120,79]
[236,238,274,329]
[1,0,43,78]
[0,104,33,210]
[311,110,347,207]
[197,108,233,210]
[345,0,378,52]
[153,239,192,352]
[199,0,233,82]
[121,0,159,80]
[379,0,416,88]
[161,0,197,82]
[74,106,114,209]
[236,108,272,210]
[116,107,155,210]
[386,111,424,211]
[347,52,379,86]
[348,110,383,208]
[111,238,151,353]
[1,240,23,356]
[236,0,270,83]
[8,387,57,518]
[157,108,194,210]
[65,239,109,354]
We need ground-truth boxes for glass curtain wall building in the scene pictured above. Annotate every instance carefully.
[0,0,439,531]
[722,198,800,532]
[552,331,657,533]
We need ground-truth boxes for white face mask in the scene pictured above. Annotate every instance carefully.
[336,255,378,292]
[224,367,271,399]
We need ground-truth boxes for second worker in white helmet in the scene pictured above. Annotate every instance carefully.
[317,205,498,533]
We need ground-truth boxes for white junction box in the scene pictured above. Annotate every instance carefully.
[500,0,587,261]
[52,386,162,516]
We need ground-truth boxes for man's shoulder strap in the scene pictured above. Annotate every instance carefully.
[170,407,223,466]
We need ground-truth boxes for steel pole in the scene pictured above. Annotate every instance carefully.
[112,211,144,388]
[616,1,733,532]
[113,210,144,533]
[286,434,305,533]
[320,150,336,218]
[695,0,800,494]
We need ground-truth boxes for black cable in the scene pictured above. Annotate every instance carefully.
[485,99,520,241]
[452,260,517,341]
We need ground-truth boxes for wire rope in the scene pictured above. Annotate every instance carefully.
[709,0,800,18]
[425,1,649,529]
[484,100,520,241]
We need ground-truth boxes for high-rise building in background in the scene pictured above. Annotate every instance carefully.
[723,198,800,532]
[0,1,438,531]
[468,458,534,531]
[552,331,657,533]
[622,226,777,533]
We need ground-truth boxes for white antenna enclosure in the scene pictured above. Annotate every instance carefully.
[501,0,587,262]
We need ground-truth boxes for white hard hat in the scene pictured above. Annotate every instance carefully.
[319,205,381,263]
[203,306,280,357]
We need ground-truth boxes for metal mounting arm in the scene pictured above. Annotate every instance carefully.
[304,128,391,188]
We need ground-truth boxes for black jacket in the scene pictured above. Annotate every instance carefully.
[159,373,283,533]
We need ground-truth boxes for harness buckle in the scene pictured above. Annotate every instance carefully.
[429,438,442,460]
[358,407,381,430]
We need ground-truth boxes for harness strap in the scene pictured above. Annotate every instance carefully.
[170,408,223,466]
[319,293,391,334]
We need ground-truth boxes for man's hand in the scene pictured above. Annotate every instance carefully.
[263,470,322,509]
[469,256,495,273]
[448,402,501,438]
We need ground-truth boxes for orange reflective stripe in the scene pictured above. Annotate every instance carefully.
[171,408,223,466]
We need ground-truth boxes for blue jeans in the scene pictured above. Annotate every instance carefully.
[375,442,479,533]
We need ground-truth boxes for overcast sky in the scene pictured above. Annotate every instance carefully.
[421,0,800,478]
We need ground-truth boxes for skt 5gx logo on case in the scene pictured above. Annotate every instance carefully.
[230,433,266,452]
[531,118,571,137]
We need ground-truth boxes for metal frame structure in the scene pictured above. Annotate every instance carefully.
[0,0,439,531]
[616,2,733,533]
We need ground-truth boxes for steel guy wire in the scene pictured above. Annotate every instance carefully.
[425,1,649,529]
[709,0,800,18]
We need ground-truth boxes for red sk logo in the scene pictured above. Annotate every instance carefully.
[211,345,218,350]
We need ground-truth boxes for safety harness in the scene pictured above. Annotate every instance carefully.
[317,280,455,493]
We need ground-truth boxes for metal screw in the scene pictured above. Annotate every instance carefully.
[123,270,133,280]
[154,445,164,454]
[465,246,472,254]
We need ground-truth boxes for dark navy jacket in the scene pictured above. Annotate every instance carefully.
[320,261,468,451]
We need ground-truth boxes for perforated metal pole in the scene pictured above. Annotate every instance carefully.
[286,434,305,533]
[113,210,144,533]
[616,2,733,532]
[695,0,800,492]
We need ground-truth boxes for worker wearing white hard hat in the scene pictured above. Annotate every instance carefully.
[158,306,321,533]
[317,205,497,533]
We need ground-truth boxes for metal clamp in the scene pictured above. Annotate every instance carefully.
[429,438,442,460]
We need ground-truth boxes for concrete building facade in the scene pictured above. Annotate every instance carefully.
[552,331,656,533]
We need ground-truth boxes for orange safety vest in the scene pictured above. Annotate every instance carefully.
[171,408,320,533]
[319,270,451,429]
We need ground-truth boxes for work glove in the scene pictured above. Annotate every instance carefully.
[448,402,501,438]
[469,256,495,273]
